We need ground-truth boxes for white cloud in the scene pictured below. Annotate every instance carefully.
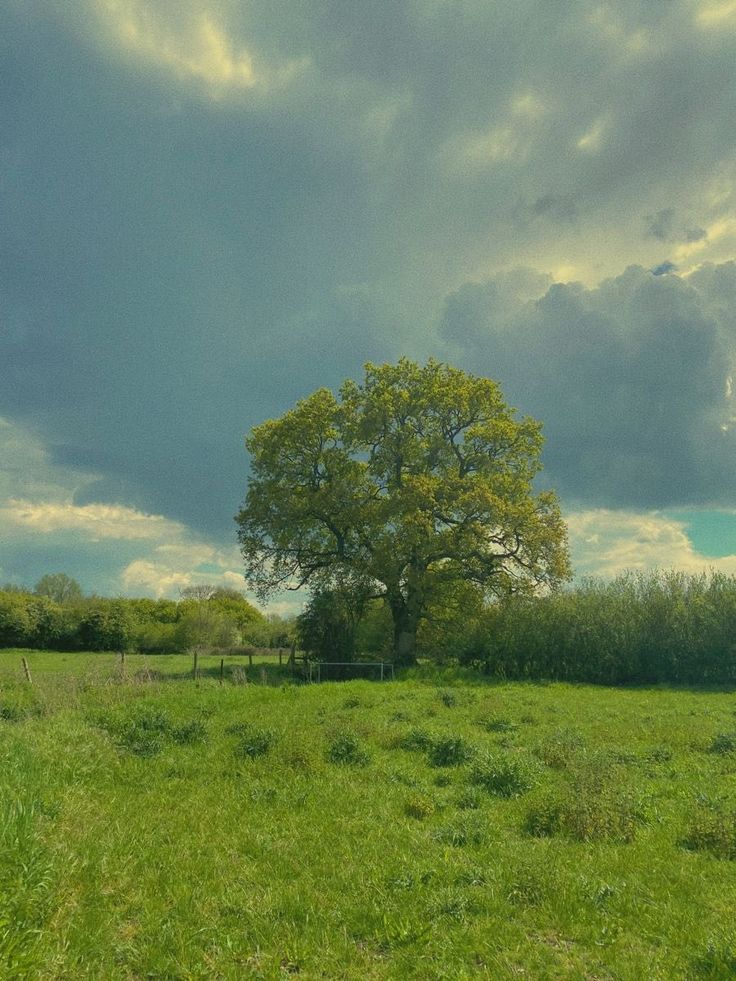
[0,416,249,598]
[71,0,310,97]
[696,1,736,28]
[567,508,736,578]
[1,499,185,541]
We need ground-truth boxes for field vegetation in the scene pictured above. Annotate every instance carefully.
[1,651,735,978]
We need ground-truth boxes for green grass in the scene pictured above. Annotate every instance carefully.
[1,650,736,978]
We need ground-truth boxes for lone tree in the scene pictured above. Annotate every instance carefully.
[236,359,570,665]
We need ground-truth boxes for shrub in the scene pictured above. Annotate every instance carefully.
[432,816,485,848]
[427,736,474,768]
[397,727,434,752]
[479,716,517,733]
[534,728,586,769]
[469,753,536,798]
[404,794,436,819]
[708,732,736,755]
[325,730,370,766]
[171,720,207,745]
[233,725,278,759]
[681,806,736,859]
[525,787,642,843]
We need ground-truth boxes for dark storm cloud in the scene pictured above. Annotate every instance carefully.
[3,0,736,571]
[442,262,736,509]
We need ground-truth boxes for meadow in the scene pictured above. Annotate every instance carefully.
[1,650,736,979]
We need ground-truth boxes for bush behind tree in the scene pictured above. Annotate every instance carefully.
[462,570,736,686]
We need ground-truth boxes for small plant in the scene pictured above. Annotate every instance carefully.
[397,727,434,752]
[646,745,673,764]
[432,816,485,848]
[708,732,736,755]
[0,692,44,723]
[456,787,483,811]
[325,730,370,766]
[534,728,586,769]
[524,786,642,843]
[506,864,548,907]
[691,932,736,977]
[342,696,361,709]
[437,689,457,708]
[114,708,172,756]
[171,720,207,745]
[427,735,474,768]
[479,716,517,733]
[233,725,278,759]
[404,793,436,819]
[469,753,536,798]
[681,805,736,859]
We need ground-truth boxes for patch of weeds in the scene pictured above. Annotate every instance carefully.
[506,865,549,908]
[478,716,517,734]
[534,728,586,769]
[691,931,736,978]
[646,745,673,764]
[101,707,174,757]
[397,727,434,752]
[429,888,478,920]
[525,786,643,843]
[454,867,486,887]
[427,735,474,768]
[437,689,457,708]
[681,804,736,859]
[388,770,419,787]
[326,729,371,766]
[606,747,639,765]
[433,772,452,787]
[386,869,436,890]
[404,793,436,819]
[225,721,252,736]
[456,787,484,811]
[171,720,207,745]
[342,696,361,709]
[233,725,279,760]
[0,696,43,723]
[432,815,485,848]
[708,732,736,755]
[469,752,537,798]
[389,711,411,723]
[281,743,316,771]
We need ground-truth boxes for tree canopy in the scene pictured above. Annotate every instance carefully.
[236,358,570,664]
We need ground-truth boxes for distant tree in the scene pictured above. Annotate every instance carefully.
[179,584,218,601]
[34,573,83,605]
[297,586,368,662]
[236,358,570,664]
[77,600,136,652]
[175,605,238,653]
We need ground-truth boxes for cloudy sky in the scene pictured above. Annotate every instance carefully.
[4,0,736,605]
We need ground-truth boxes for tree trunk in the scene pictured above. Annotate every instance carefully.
[394,620,418,665]
[388,585,421,666]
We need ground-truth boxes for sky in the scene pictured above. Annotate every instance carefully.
[4,0,736,608]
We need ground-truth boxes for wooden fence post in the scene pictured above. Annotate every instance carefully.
[22,657,32,684]
[192,649,199,680]
[220,657,224,684]
[248,651,253,667]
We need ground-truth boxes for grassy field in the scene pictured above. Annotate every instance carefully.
[1,651,736,979]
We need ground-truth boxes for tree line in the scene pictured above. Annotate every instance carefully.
[297,570,736,685]
[0,576,293,653]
